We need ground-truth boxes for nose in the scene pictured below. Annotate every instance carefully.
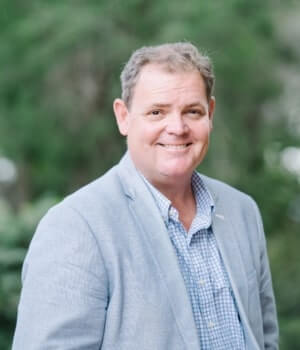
[165,113,189,135]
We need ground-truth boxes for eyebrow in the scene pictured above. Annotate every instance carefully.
[148,103,172,109]
[184,102,206,109]
[148,102,205,109]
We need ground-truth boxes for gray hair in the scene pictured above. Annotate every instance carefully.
[120,42,215,108]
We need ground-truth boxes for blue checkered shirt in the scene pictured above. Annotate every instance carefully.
[142,172,245,349]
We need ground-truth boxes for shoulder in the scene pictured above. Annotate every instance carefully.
[36,163,126,235]
[25,164,125,274]
[201,174,265,241]
[200,174,252,200]
[65,162,126,213]
[200,174,262,229]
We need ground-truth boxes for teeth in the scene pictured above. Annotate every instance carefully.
[163,144,188,149]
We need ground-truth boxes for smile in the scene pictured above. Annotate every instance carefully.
[158,143,192,149]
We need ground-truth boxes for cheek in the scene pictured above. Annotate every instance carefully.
[193,130,210,143]
[127,125,158,148]
[194,121,211,138]
[133,125,161,145]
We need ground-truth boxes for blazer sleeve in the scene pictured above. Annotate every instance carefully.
[252,200,279,350]
[12,203,109,350]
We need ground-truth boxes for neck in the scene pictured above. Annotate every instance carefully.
[151,175,193,202]
[149,175,197,232]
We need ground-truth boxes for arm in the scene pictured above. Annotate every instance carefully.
[12,203,109,349]
[253,201,279,349]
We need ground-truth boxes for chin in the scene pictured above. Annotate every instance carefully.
[160,160,195,175]
[159,167,192,179]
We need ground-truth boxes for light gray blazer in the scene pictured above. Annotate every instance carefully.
[12,153,278,350]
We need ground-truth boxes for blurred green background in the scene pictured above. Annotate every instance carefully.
[1,0,300,348]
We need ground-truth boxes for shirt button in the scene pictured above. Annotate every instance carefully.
[208,321,215,328]
[199,279,206,286]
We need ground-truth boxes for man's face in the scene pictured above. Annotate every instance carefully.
[114,64,215,186]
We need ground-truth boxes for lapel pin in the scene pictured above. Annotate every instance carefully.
[215,213,225,220]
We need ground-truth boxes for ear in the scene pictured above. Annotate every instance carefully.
[113,98,130,136]
[208,96,215,129]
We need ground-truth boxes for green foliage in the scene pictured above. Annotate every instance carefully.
[1,0,300,348]
[280,318,300,349]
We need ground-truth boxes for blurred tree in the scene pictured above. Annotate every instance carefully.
[0,0,299,348]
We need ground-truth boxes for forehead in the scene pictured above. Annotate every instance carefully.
[131,64,207,106]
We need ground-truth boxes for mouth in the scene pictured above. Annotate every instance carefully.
[157,143,192,150]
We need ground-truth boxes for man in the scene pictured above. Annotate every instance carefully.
[13,42,278,349]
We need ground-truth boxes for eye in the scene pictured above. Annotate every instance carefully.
[186,109,205,118]
[151,110,161,115]
[146,109,164,120]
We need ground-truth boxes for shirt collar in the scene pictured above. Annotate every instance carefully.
[190,171,214,236]
[140,171,214,231]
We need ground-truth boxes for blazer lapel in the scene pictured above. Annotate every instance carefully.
[207,182,260,350]
[211,203,249,310]
[116,153,201,350]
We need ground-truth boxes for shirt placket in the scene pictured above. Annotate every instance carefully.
[192,231,221,347]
